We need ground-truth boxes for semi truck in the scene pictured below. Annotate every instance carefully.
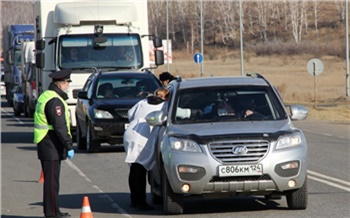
[2,24,34,106]
[21,41,37,117]
[34,0,164,132]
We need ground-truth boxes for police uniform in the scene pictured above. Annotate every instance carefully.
[34,69,73,218]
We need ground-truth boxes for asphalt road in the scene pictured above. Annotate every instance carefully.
[1,98,349,218]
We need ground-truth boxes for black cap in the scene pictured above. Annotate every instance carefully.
[49,69,72,82]
[159,72,175,81]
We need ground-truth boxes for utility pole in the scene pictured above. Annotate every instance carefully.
[166,0,170,72]
[239,0,244,76]
[200,0,204,77]
[346,0,349,96]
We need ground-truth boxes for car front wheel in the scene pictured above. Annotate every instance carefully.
[76,119,87,150]
[162,167,184,215]
[86,121,101,153]
[286,177,308,210]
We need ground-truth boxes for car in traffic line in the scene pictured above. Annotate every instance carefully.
[146,73,309,215]
[75,70,162,152]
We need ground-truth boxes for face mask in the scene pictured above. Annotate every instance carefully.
[64,87,71,94]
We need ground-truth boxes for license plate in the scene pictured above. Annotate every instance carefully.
[218,164,263,177]
[124,123,129,129]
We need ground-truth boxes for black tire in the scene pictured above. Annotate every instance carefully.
[13,106,21,117]
[24,101,29,118]
[162,168,184,215]
[76,119,87,150]
[86,122,101,153]
[6,87,13,107]
[286,178,308,210]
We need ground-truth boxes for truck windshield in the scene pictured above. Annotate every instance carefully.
[58,34,143,69]
[14,50,22,66]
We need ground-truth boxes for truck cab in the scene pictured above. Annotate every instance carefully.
[34,0,164,132]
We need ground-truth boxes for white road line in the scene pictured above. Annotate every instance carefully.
[1,108,24,124]
[65,159,133,218]
[302,129,349,140]
[308,170,350,186]
[308,170,350,192]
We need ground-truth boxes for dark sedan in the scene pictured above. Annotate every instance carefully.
[75,70,162,152]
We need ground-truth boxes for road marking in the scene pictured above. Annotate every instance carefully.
[65,159,133,218]
[308,170,350,192]
[302,129,349,140]
[1,108,24,124]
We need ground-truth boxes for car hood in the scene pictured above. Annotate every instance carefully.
[167,119,296,138]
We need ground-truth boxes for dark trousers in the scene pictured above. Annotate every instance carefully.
[128,163,147,206]
[41,160,61,217]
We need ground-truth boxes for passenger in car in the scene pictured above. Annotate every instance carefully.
[97,83,115,98]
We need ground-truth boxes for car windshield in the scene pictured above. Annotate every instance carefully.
[172,86,287,124]
[95,75,160,99]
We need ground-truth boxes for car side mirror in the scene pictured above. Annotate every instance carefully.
[146,111,167,126]
[78,90,89,100]
[289,105,308,120]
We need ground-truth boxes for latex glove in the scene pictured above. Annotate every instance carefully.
[67,149,75,160]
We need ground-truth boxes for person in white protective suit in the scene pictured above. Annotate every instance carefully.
[123,88,169,211]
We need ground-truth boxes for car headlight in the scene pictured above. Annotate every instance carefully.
[275,131,303,150]
[169,137,202,153]
[94,108,113,119]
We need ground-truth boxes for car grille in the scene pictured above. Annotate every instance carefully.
[115,108,129,118]
[209,140,269,163]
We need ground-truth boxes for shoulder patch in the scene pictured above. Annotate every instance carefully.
[55,106,62,116]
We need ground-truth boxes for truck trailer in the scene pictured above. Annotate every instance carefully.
[34,0,164,132]
[2,24,34,107]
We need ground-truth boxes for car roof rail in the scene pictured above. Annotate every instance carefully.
[246,72,265,79]
[176,75,182,82]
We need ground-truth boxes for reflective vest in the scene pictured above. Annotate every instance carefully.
[33,90,71,144]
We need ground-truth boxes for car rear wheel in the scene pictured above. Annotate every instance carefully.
[162,167,184,215]
[86,122,101,153]
[286,178,308,210]
[76,119,87,150]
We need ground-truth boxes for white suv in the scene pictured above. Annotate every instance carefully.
[146,73,308,215]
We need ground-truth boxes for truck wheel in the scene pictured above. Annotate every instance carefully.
[13,106,21,117]
[86,122,100,153]
[6,87,13,107]
[76,120,87,150]
[286,178,308,210]
[162,167,184,215]
[24,104,29,117]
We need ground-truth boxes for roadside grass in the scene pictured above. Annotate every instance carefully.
[154,50,350,122]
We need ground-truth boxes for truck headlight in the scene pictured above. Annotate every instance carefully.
[94,108,113,119]
[275,132,302,150]
[169,137,202,153]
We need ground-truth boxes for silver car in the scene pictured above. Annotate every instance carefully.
[146,74,308,215]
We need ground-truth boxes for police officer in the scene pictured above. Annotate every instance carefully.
[34,69,74,218]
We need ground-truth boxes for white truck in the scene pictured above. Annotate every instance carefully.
[33,0,163,132]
